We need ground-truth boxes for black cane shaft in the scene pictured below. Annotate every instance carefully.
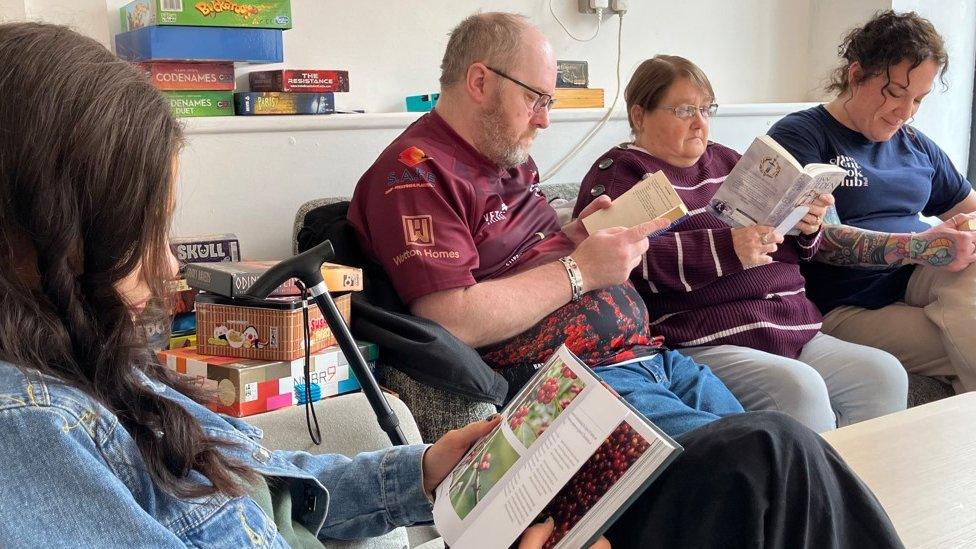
[312,292,407,447]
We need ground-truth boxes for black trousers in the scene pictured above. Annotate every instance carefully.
[605,412,904,549]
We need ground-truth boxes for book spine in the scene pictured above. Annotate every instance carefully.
[234,92,335,115]
[140,62,235,91]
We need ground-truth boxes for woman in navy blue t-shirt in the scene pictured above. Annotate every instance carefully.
[769,10,976,394]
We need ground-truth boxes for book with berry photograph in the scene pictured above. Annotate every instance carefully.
[433,345,682,549]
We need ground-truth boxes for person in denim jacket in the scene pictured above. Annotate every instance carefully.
[0,21,904,549]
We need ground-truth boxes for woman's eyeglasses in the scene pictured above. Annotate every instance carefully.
[658,104,719,120]
[486,66,555,113]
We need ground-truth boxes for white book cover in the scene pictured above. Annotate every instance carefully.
[709,135,845,234]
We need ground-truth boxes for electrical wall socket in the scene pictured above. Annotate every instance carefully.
[578,0,625,15]
[576,0,608,15]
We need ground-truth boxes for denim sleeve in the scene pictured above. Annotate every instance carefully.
[286,443,434,540]
[0,406,185,548]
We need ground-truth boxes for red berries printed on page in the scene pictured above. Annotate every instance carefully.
[538,422,650,548]
[537,377,559,404]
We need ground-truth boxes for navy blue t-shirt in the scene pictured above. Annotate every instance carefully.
[768,105,972,313]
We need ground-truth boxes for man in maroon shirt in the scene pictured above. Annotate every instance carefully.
[348,12,745,438]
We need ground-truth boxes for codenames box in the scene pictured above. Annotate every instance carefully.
[157,341,376,417]
[121,0,292,31]
[140,62,236,91]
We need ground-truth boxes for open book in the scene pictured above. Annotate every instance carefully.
[581,171,688,234]
[709,135,845,235]
[433,346,681,548]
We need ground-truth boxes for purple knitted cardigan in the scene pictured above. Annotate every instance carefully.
[574,142,823,359]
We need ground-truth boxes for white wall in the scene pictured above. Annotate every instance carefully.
[1,0,109,42]
[892,0,976,171]
[806,0,890,100]
[0,0,26,20]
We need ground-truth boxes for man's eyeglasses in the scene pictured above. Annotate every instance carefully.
[658,104,719,120]
[486,66,555,113]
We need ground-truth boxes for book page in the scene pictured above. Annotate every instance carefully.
[551,414,680,548]
[582,171,688,234]
[433,347,632,548]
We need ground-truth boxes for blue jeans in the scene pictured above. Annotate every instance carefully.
[593,350,744,438]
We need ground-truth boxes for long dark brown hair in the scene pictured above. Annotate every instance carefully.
[827,10,948,96]
[0,22,255,497]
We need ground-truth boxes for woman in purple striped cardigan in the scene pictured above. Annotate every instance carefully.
[573,55,908,432]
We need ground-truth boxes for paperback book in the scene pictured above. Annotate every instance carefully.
[581,171,688,234]
[433,345,681,549]
[709,135,845,235]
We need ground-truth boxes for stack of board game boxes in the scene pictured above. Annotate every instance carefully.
[115,1,353,117]
[156,234,372,417]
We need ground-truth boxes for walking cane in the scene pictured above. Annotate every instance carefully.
[242,240,407,446]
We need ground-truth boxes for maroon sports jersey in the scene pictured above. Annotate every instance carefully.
[348,111,566,303]
[348,111,661,368]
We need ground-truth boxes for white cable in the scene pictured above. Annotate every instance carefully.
[541,13,624,182]
[549,0,603,42]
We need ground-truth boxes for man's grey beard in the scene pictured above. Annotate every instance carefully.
[477,95,533,169]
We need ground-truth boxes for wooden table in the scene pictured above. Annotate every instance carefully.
[822,392,976,548]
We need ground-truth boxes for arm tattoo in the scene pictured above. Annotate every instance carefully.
[816,223,956,268]
[907,234,955,267]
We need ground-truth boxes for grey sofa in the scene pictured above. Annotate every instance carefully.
[247,393,442,549]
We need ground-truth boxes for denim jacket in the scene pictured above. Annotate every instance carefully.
[0,361,433,547]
